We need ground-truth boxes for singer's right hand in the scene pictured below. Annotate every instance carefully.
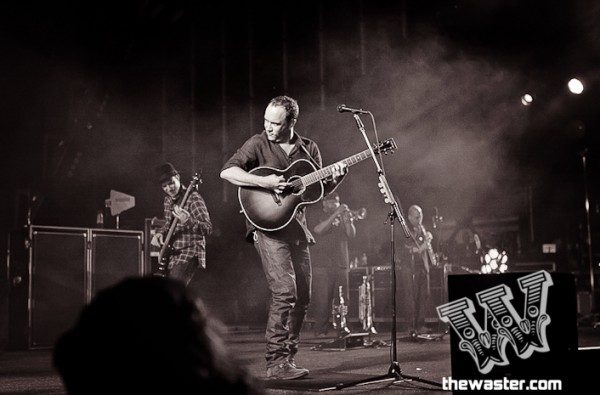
[335,204,349,216]
[151,233,164,248]
[260,174,288,194]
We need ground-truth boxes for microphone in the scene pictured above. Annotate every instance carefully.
[337,104,370,114]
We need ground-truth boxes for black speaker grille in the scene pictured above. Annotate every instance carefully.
[91,232,142,297]
[31,230,87,348]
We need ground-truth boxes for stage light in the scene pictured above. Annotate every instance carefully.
[568,78,584,94]
[520,94,533,106]
[481,248,509,274]
[489,248,499,260]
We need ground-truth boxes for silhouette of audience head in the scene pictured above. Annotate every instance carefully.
[53,276,262,394]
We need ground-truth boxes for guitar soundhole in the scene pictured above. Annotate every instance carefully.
[288,175,305,195]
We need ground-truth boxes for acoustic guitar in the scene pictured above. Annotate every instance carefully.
[238,138,396,232]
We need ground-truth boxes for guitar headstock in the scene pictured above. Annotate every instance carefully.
[190,172,203,189]
[373,138,397,155]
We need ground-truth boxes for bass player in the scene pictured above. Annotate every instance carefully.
[151,162,212,286]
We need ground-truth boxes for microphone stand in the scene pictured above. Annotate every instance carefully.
[581,149,597,322]
[321,113,442,391]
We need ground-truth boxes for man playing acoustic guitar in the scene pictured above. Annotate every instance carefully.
[151,162,212,286]
[220,96,347,380]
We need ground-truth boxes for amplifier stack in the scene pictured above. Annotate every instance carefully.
[7,225,145,349]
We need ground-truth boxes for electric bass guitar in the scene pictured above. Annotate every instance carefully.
[417,225,438,271]
[156,174,202,276]
[238,138,396,232]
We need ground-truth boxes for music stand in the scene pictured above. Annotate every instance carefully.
[320,112,442,391]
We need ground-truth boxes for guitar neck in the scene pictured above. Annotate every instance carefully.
[300,148,374,186]
[164,217,180,242]
[159,183,195,252]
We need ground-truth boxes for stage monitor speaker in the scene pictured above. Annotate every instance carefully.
[442,272,577,392]
[91,230,143,298]
[30,227,87,349]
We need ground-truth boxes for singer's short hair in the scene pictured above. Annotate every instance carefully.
[269,96,299,123]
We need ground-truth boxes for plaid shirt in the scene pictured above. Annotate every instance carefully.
[158,188,212,268]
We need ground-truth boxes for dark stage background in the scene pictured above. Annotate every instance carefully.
[1,0,599,334]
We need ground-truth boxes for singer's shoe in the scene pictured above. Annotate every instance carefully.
[266,362,309,380]
[288,356,308,372]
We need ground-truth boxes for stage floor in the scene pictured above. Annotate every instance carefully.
[1,326,599,394]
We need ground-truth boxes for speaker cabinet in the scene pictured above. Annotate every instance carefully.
[30,227,88,349]
[425,265,446,322]
[7,229,31,350]
[370,265,448,326]
[7,225,144,350]
[144,217,164,276]
[371,266,393,322]
[91,230,143,298]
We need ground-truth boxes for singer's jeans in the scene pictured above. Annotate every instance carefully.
[254,231,312,368]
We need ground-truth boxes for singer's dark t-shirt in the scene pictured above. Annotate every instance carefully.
[221,130,322,243]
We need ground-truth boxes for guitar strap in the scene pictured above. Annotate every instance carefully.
[299,143,322,170]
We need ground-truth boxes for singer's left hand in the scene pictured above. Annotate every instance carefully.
[331,162,348,178]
